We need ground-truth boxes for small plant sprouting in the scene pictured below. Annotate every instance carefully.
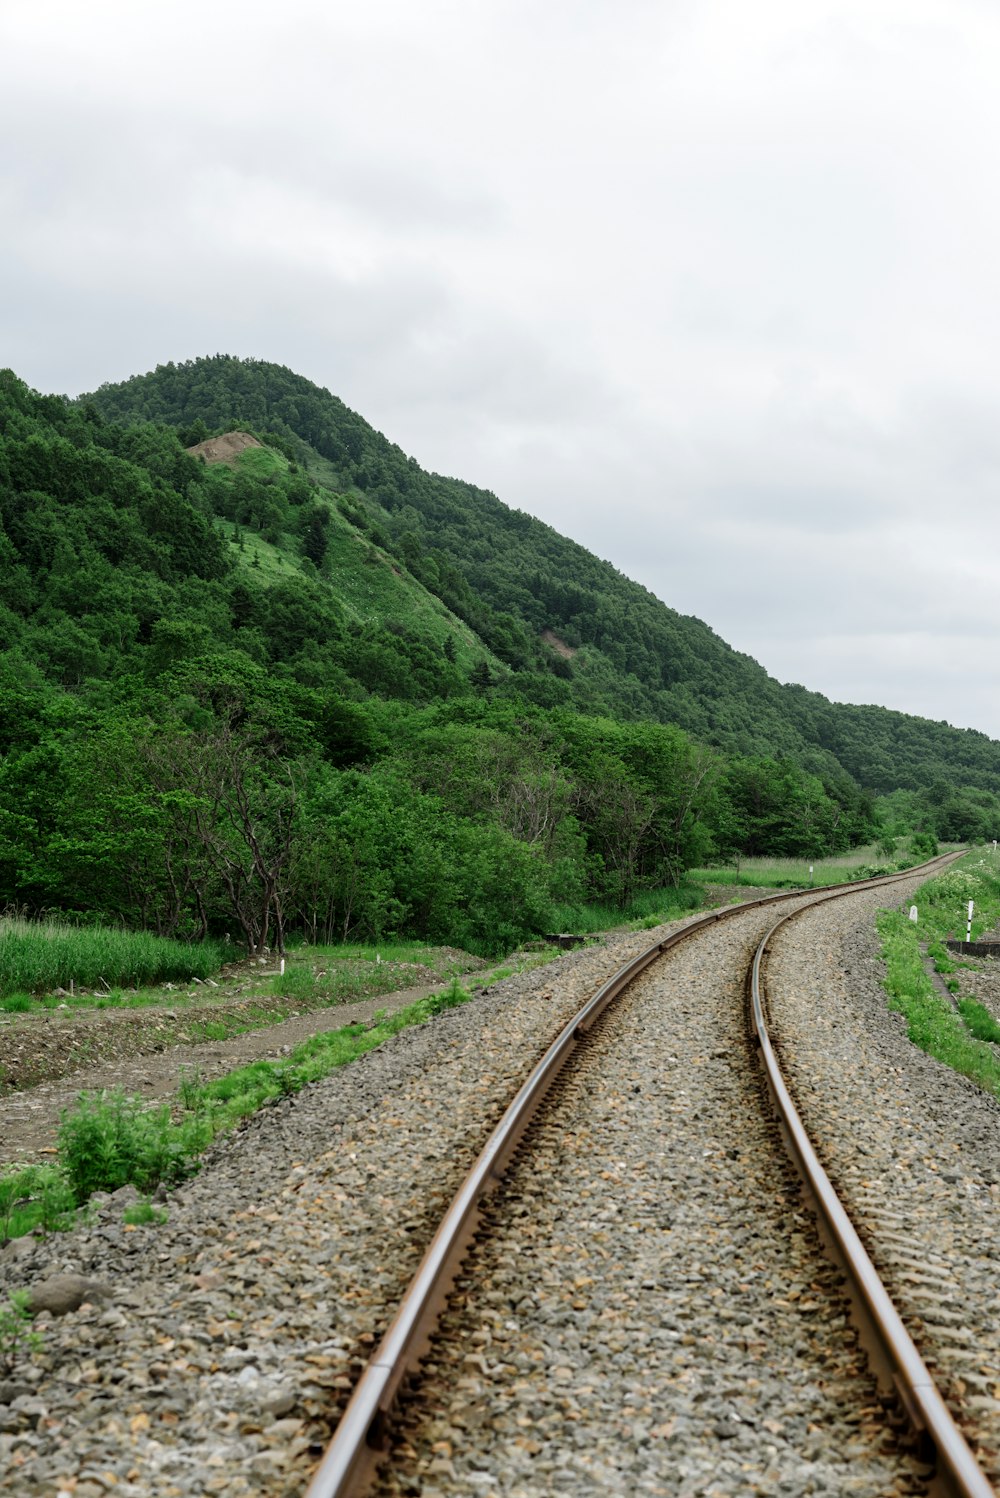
[123,1198,167,1227]
[276,1068,301,1097]
[178,1066,203,1111]
[0,1291,42,1375]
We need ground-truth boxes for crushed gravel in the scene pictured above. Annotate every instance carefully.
[0,921,713,1496]
[766,884,1000,1487]
[2,875,995,1497]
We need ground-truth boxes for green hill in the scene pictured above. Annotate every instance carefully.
[86,355,1000,799]
[0,356,995,957]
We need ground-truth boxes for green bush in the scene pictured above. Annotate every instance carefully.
[0,1164,75,1241]
[58,1090,200,1202]
[0,1291,42,1375]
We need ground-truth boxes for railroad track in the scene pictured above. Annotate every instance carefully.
[307,854,999,1497]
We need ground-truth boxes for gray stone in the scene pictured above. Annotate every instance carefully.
[0,1235,38,1263]
[28,1274,113,1315]
[0,1382,33,1406]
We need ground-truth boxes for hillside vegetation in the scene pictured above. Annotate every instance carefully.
[0,358,994,958]
[87,356,1000,804]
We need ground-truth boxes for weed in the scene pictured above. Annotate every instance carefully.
[58,1090,198,1202]
[425,979,472,1016]
[0,1163,76,1241]
[271,967,317,1003]
[123,1199,167,1227]
[35,1168,76,1233]
[0,1291,42,1375]
[957,998,1000,1045]
[876,853,1000,1100]
[927,940,956,974]
[0,1167,36,1242]
[178,1067,203,1111]
[188,1021,229,1043]
[276,1068,302,1097]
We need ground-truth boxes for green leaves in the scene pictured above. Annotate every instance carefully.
[0,1291,43,1376]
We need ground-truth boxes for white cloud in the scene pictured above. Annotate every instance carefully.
[4,0,1000,732]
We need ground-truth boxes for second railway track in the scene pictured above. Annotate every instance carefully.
[313,858,999,1498]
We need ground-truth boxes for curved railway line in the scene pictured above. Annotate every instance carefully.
[2,854,998,1497]
[308,855,999,1498]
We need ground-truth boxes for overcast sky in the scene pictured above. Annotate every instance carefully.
[4,0,1000,734]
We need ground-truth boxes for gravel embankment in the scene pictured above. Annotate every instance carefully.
[372,889,933,1498]
[766,885,1000,1487]
[3,874,993,1497]
[0,917,724,1498]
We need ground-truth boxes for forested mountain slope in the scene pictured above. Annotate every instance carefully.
[0,359,995,955]
[86,355,1000,799]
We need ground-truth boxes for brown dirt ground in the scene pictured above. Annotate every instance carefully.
[185,430,262,465]
[0,960,486,1167]
[0,892,760,1170]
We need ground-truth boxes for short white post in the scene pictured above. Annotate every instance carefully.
[967,900,974,944]
[280,958,285,976]
[909,906,918,923]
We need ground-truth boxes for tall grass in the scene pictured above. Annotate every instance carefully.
[0,916,226,997]
[691,845,914,889]
[547,883,703,935]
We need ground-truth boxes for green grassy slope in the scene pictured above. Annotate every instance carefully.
[83,355,1000,797]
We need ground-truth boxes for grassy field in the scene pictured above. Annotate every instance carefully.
[0,917,228,1002]
[0,933,484,1020]
[690,844,927,890]
[547,884,703,934]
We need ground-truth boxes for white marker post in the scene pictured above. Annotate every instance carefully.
[967,900,974,945]
[909,906,918,923]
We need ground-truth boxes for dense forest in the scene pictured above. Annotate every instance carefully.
[0,358,995,955]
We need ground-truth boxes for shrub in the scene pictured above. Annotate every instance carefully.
[58,1090,198,1202]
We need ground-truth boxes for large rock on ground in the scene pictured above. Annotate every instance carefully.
[28,1274,113,1315]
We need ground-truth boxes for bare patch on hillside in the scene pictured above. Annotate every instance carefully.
[186,430,263,466]
[541,628,576,659]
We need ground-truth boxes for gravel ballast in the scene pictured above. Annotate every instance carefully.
[765,884,1000,1487]
[1,873,995,1495]
[0,919,725,1496]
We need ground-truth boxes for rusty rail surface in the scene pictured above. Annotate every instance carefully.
[749,891,995,1498]
[305,853,976,1498]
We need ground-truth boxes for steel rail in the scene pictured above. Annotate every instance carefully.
[305,852,963,1498]
[749,892,996,1498]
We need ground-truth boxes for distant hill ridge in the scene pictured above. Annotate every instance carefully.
[82,354,1000,800]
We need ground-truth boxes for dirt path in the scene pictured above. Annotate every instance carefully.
[0,974,483,1167]
[0,896,758,1170]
